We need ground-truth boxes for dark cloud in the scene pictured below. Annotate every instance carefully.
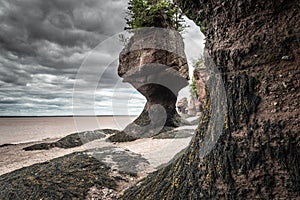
[0,0,127,72]
[0,0,126,49]
[0,0,131,115]
[0,0,204,116]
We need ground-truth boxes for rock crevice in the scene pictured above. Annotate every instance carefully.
[120,0,300,199]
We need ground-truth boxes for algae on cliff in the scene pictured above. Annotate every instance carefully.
[121,0,300,199]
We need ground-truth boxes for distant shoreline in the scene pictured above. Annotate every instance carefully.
[0,116,136,145]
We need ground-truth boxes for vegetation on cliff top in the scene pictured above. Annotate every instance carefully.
[125,0,185,31]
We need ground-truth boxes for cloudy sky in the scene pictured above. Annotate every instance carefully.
[0,0,204,116]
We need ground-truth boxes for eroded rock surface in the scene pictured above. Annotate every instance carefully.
[177,97,188,115]
[194,67,209,114]
[118,28,189,138]
[120,0,300,199]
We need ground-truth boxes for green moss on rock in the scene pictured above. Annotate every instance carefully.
[0,152,116,199]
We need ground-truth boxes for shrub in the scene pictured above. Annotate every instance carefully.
[125,0,185,31]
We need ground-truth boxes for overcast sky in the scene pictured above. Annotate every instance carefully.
[0,0,204,116]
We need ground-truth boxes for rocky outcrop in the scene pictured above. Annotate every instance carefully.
[121,0,300,199]
[193,67,209,114]
[0,150,144,199]
[118,28,189,138]
[176,97,188,115]
[180,68,208,117]
[23,129,119,151]
[187,97,197,116]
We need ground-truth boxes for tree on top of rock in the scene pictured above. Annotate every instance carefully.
[125,0,185,31]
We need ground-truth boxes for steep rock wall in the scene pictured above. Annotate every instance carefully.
[121,0,299,199]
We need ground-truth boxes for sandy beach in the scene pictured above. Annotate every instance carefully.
[0,116,197,200]
[0,124,196,176]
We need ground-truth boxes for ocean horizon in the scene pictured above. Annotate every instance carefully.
[0,116,136,145]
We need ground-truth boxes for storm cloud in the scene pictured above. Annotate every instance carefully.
[0,0,204,116]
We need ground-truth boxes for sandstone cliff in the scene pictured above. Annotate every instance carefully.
[118,27,189,138]
[121,0,300,199]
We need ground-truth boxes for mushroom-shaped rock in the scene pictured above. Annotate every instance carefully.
[118,28,189,138]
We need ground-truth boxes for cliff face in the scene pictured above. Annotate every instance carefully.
[121,0,299,199]
[193,68,208,114]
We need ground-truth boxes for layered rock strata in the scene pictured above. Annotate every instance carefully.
[118,28,189,138]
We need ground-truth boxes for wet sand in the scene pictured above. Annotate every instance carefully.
[0,116,197,177]
[0,131,194,176]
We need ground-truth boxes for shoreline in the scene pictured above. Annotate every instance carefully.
[0,137,62,147]
[0,132,194,176]
[0,116,137,145]
[0,118,197,199]
[0,116,198,178]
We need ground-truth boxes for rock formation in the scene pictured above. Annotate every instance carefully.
[194,67,209,114]
[118,28,189,138]
[176,97,188,115]
[121,0,300,199]
[187,97,197,116]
